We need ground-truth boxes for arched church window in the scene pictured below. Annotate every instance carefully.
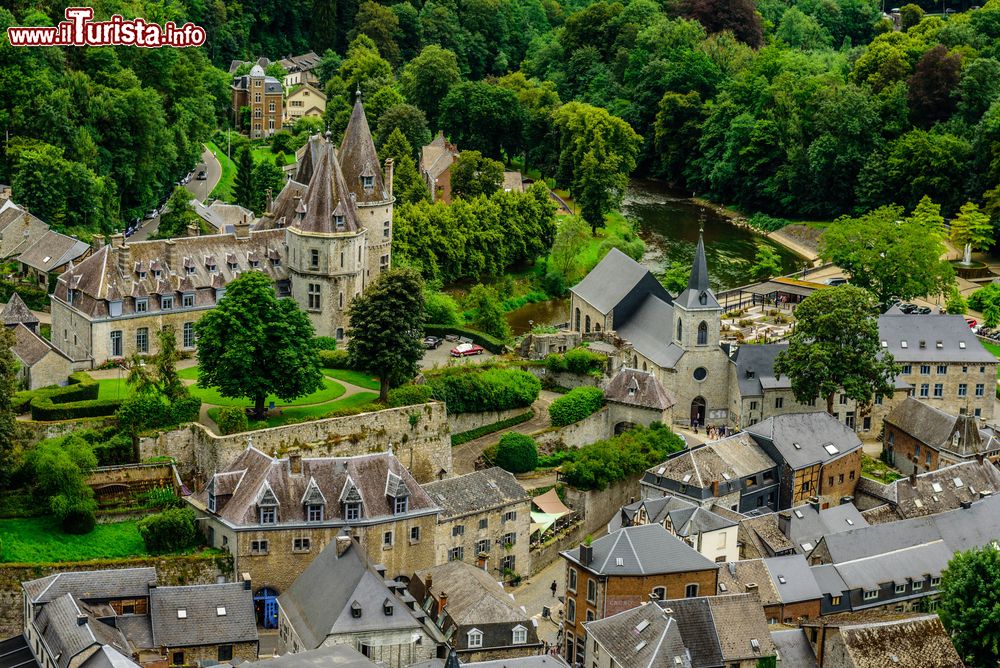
[575,308,581,331]
[676,319,682,342]
[585,315,591,334]
[698,321,708,345]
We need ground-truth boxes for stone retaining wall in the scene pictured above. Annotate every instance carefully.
[447,407,531,436]
[0,554,227,637]
[139,402,452,486]
[535,408,610,451]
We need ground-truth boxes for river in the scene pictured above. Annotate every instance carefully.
[505,180,807,334]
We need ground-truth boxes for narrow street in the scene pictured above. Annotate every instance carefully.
[510,557,566,649]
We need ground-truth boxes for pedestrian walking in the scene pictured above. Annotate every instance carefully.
[550,580,558,597]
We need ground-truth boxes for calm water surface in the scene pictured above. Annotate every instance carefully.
[505,180,806,334]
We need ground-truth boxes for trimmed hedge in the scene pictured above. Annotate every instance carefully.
[319,349,352,369]
[424,324,506,354]
[14,372,99,414]
[545,347,606,375]
[496,432,538,473]
[429,368,540,414]
[451,411,533,446]
[388,384,434,407]
[25,373,123,420]
[549,386,605,427]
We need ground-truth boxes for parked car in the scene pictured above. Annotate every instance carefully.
[825,277,849,286]
[145,209,158,219]
[450,342,485,357]
[423,336,442,349]
[197,170,207,180]
[916,306,932,314]
[966,318,978,329]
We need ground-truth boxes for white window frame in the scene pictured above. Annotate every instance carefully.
[467,629,483,649]
[512,625,527,645]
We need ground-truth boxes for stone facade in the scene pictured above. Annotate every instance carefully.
[164,641,258,667]
[232,66,283,138]
[428,500,531,580]
[139,402,451,485]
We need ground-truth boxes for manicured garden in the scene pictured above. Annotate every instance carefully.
[0,516,148,562]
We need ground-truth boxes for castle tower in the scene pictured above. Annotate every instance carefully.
[285,139,367,340]
[672,228,728,426]
[339,92,394,289]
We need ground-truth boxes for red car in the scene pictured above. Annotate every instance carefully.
[966,318,977,328]
[450,342,485,357]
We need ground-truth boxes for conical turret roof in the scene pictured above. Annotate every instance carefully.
[339,97,388,204]
[675,230,720,310]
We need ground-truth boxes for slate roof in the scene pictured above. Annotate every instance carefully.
[837,615,964,667]
[244,645,376,668]
[149,582,257,648]
[423,467,529,519]
[339,98,388,204]
[603,368,675,410]
[704,594,775,661]
[414,561,530,627]
[769,629,818,667]
[191,200,254,234]
[278,538,423,650]
[19,230,89,272]
[11,323,64,367]
[23,568,157,604]
[194,446,437,527]
[654,598,724,666]
[739,513,797,558]
[810,564,849,598]
[746,412,862,469]
[2,293,37,326]
[879,311,995,363]
[886,397,997,457]
[783,502,868,553]
[232,73,282,94]
[79,646,138,668]
[561,524,718,577]
[674,232,720,311]
[0,634,41,668]
[717,560,781,605]
[732,343,789,397]
[644,432,775,491]
[35,594,132,668]
[615,294,686,369]
[889,460,1000,518]
[612,495,736,537]
[459,658,570,668]
[278,51,322,73]
[584,603,691,668]
[762,555,822,604]
[570,248,652,314]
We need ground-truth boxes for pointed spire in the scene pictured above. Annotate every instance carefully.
[340,96,387,204]
[687,226,710,295]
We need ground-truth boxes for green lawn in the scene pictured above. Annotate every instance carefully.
[572,211,637,275]
[323,368,380,391]
[207,391,379,428]
[979,341,1000,377]
[96,377,134,401]
[0,517,148,563]
[207,140,237,201]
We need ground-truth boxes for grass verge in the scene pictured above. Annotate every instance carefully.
[206,391,379,429]
[206,141,237,201]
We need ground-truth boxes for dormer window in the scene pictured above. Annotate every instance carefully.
[67,289,76,305]
[307,504,323,522]
[259,506,276,524]
[138,270,147,280]
[394,496,408,514]
[182,293,195,308]
[208,492,216,513]
[467,629,483,648]
[361,175,374,191]
[383,599,394,616]
[334,215,345,229]
[161,295,174,310]
[351,601,362,619]
[386,471,409,514]
[341,475,363,521]
[512,625,527,645]
[345,502,361,521]
[257,482,279,524]
[108,298,123,317]
[153,269,162,279]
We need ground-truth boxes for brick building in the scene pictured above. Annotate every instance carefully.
[611,495,739,563]
[419,133,459,204]
[717,555,822,624]
[882,396,1000,475]
[232,64,283,138]
[188,446,440,625]
[559,524,719,665]
[422,468,532,581]
[745,412,862,509]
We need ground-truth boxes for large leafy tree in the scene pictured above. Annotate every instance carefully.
[467,283,512,341]
[380,128,429,204]
[679,0,763,47]
[820,203,954,306]
[907,44,962,128]
[399,45,462,129]
[951,201,994,265]
[439,81,525,158]
[775,285,898,414]
[0,326,21,487]
[375,104,432,154]
[451,151,504,200]
[939,545,1000,667]
[195,272,323,418]
[347,268,426,404]
[155,187,201,239]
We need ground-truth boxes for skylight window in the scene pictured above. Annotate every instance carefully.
[682,474,692,483]
[901,341,908,348]
[936,341,943,349]
[778,576,787,584]
[960,342,967,349]
[657,467,665,475]
[914,499,924,508]
[931,482,943,493]
[616,557,624,566]
[954,477,964,488]
[750,639,761,652]
[801,542,814,551]
[794,510,804,519]
[824,444,840,455]
[635,620,650,633]
[846,519,854,525]
[719,583,728,592]
[792,443,802,450]
[635,641,647,652]
[881,341,888,348]
[177,609,187,619]
[217,607,227,616]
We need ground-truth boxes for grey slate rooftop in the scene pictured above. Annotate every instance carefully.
[834,614,964,667]
[674,232,720,311]
[0,635,40,668]
[2,293,38,326]
[732,343,789,397]
[423,467,529,519]
[885,397,998,457]
[783,502,869,553]
[562,523,719,576]
[584,603,691,668]
[149,582,258,648]
[762,554,822,604]
[569,247,653,314]
[770,629,818,667]
[644,432,775,490]
[23,567,157,604]
[603,368,676,410]
[746,412,862,469]
[413,561,530,627]
[879,310,995,363]
[245,645,376,668]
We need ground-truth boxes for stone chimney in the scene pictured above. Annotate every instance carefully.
[76,614,88,626]
[745,582,758,592]
[425,573,433,591]
[116,242,131,277]
[976,452,985,465]
[289,448,302,475]
[186,224,198,238]
[92,234,105,249]
[164,239,176,270]
[910,470,918,487]
[384,157,394,198]
[235,212,251,240]
[808,496,820,512]
[266,188,274,215]
[438,591,448,610]
[777,511,791,538]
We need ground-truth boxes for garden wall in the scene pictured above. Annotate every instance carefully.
[0,553,227,636]
[20,417,116,445]
[528,474,642,575]
[447,407,530,435]
[525,367,600,390]
[139,402,452,486]
[535,408,610,450]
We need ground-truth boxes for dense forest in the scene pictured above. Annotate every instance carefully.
[1,0,999,236]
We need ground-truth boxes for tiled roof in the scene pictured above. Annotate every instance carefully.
[585,603,691,668]
[889,460,1000,518]
[18,230,89,272]
[838,615,963,667]
[150,582,258,648]
[195,447,437,527]
[746,412,862,469]
[420,132,459,182]
[570,248,654,315]
[339,99,388,204]
[783,502,869,554]
[2,293,38,326]
[603,369,675,410]
[769,629,817,667]
[739,514,796,558]
[717,560,781,605]
[34,594,132,668]
[423,467,529,519]
[705,594,775,661]
[415,562,531,627]
[11,323,62,366]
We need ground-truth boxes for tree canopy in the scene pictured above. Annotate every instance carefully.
[194,272,323,417]
[939,545,1000,667]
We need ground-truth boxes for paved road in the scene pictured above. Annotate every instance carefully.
[510,554,566,649]
[452,391,559,475]
[129,146,222,242]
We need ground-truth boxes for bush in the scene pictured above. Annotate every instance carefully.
[423,324,506,354]
[549,387,605,426]
[137,507,199,554]
[428,368,540,413]
[451,411,533,446]
[747,213,790,232]
[560,422,685,490]
[387,384,434,407]
[424,291,462,325]
[319,349,353,369]
[59,501,97,534]
[314,336,338,351]
[496,432,538,473]
[216,406,250,435]
[547,348,606,375]
[117,394,201,436]
[92,433,135,466]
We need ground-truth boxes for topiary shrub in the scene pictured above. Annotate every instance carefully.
[137,507,199,554]
[387,384,434,407]
[549,386,605,426]
[216,406,249,435]
[563,347,606,375]
[496,432,538,473]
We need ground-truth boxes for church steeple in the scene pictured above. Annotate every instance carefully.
[675,219,720,311]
